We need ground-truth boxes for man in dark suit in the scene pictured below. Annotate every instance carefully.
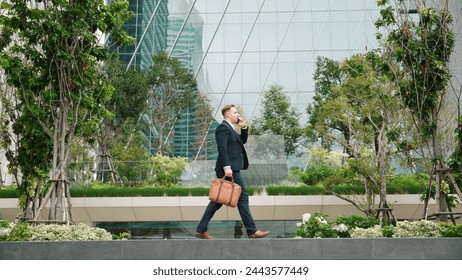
[195,105,270,239]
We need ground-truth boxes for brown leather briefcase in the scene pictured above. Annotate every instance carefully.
[208,176,242,207]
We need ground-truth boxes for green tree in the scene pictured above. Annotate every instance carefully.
[0,82,52,216]
[252,84,303,157]
[94,59,148,182]
[145,51,197,155]
[376,0,461,221]
[192,93,215,160]
[111,130,150,182]
[308,51,406,225]
[0,0,134,223]
[309,55,383,158]
[307,56,344,152]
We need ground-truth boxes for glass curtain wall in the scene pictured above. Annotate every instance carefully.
[196,0,380,120]
[114,0,382,159]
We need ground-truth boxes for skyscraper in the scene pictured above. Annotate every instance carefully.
[115,0,169,70]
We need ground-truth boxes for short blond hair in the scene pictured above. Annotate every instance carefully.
[221,104,235,117]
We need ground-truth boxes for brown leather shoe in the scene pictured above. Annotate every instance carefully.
[195,231,214,240]
[249,230,270,238]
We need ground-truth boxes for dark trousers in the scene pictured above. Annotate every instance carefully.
[196,170,257,236]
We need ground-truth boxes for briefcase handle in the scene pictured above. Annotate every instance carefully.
[222,175,234,183]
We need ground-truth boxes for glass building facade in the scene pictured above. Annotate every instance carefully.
[108,0,462,169]
[111,0,384,160]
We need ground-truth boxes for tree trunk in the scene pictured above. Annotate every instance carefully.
[22,192,41,221]
[377,116,392,226]
[434,162,448,222]
[364,178,374,216]
[432,108,448,222]
[343,128,354,157]
[158,124,164,155]
[32,104,73,224]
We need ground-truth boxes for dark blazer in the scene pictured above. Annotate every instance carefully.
[214,121,249,172]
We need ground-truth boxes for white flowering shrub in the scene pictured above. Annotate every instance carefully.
[332,214,379,237]
[0,220,14,241]
[294,213,450,239]
[28,223,112,241]
[295,212,338,238]
[295,212,382,238]
[392,220,441,238]
[1,221,113,241]
[350,225,384,238]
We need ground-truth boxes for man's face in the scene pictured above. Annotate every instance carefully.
[226,107,240,124]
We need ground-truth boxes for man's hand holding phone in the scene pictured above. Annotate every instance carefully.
[236,117,247,128]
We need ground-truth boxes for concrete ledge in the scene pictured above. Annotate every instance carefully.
[1,238,461,260]
[1,194,452,224]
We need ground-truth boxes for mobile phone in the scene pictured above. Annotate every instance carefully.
[237,118,240,124]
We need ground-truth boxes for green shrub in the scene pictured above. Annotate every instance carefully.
[333,214,379,237]
[5,222,31,241]
[329,184,365,194]
[266,186,325,195]
[293,165,429,195]
[164,187,190,196]
[111,134,150,181]
[0,187,18,198]
[114,181,148,188]
[112,232,131,240]
[0,174,437,198]
[246,187,256,196]
[334,214,379,229]
[149,155,188,187]
[288,168,304,181]
[439,222,462,237]
[300,165,340,185]
[387,174,427,194]
[189,187,211,196]
[70,186,171,197]
[381,225,395,237]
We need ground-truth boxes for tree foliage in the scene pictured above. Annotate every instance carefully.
[192,92,215,159]
[252,84,303,157]
[145,51,196,155]
[308,51,406,225]
[111,130,150,182]
[94,59,148,182]
[306,56,344,150]
[0,81,52,209]
[0,0,134,222]
[376,0,460,221]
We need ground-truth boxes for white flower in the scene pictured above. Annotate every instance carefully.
[315,217,327,224]
[302,213,311,222]
[334,223,348,232]
[392,220,440,238]
[350,225,383,238]
[296,222,302,227]
[28,223,112,241]
[0,228,11,236]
